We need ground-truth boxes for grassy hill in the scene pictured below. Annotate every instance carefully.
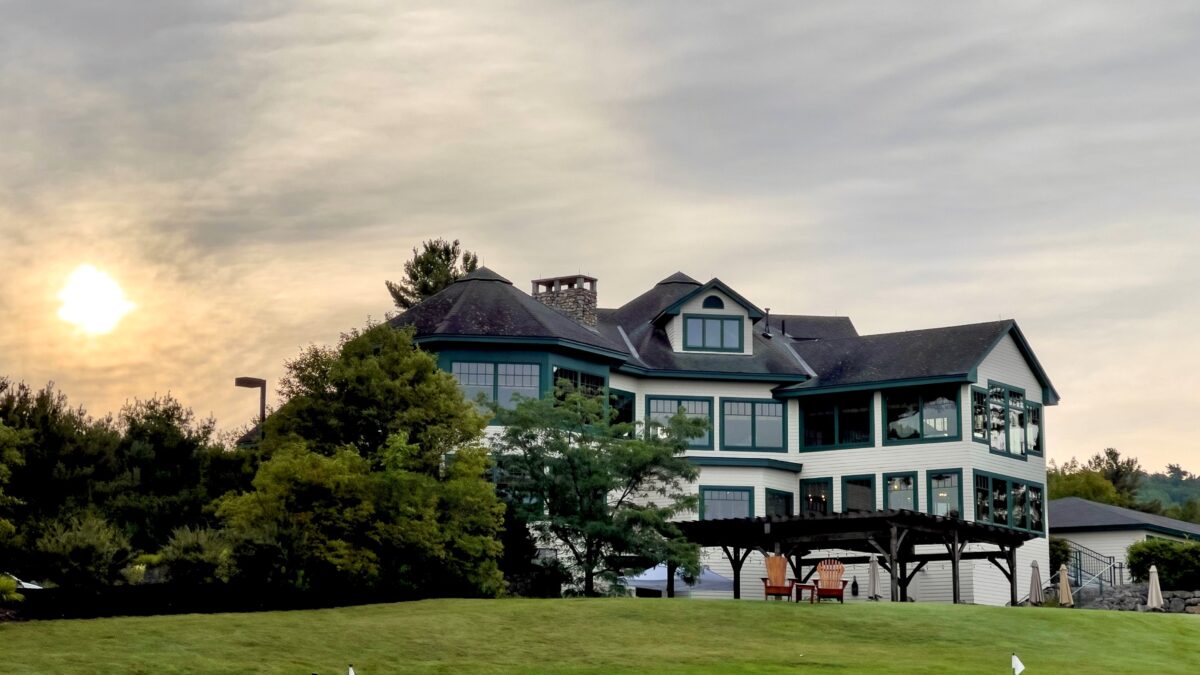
[2,598,1198,674]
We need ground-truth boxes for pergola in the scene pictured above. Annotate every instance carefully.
[676,509,1036,605]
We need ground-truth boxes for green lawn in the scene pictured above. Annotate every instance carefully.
[2,598,1197,674]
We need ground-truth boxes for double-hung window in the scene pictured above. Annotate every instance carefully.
[683,314,744,352]
[884,385,960,443]
[647,396,712,449]
[721,399,785,451]
[927,469,962,517]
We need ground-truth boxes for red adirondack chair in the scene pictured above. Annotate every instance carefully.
[760,555,797,601]
[816,559,849,603]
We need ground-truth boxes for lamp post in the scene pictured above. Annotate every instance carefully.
[235,376,267,441]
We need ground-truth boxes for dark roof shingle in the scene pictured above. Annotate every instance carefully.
[1048,497,1200,538]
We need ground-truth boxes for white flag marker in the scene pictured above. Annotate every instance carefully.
[348,665,356,675]
[1012,653,1025,675]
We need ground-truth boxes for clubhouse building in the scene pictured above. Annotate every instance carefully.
[392,267,1059,605]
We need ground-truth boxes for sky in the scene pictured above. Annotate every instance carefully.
[2,1,1199,469]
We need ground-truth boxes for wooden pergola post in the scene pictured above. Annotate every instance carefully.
[721,545,752,600]
[1007,545,1018,607]
[666,561,677,599]
[889,524,900,602]
[950,531,961,604]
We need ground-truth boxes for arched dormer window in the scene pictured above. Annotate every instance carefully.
[702,295,725,309]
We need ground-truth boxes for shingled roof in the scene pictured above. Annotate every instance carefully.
[1049,497,1200,539]
[390,267,628,359]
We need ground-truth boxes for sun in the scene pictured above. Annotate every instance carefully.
[57,264,136,335]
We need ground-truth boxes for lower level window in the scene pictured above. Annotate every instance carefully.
[766,490,794,518]
[974,471,1044,533]
[702,487,752,520]
[800,479,832,516]
[885,473,916,511]
[552,366,604,398]
[843,476,875,512]
[928,470,961,517]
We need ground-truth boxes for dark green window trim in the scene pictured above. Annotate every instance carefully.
[985,380,1028,461]
[449,359,543,407]
[645,395,714,450]
[799,393,875,452]
[883,471,919,511]
[840,474,877,513]
[1025,401,1044,457]
[882,385,963,446]
[970,386,989,445]
[682,313,745,353]
[765,488,795,518]
[972,469,1045,537]
[799,477,833,516]
[687,456,803,472]
[926,468,963,519]
[776,374,971,398]
[719,397,787,453]
[699,484,755,520]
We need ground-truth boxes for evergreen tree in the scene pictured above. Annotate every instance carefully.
[385,238,479,310]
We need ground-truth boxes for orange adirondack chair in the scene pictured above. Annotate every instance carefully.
[760,555,797,601]
[815,559,849,603]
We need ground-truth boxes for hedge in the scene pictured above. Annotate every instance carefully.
[1127,538,1200,590]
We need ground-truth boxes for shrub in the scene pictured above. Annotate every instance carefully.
[159,527,234,585]
[36,514,131,588]
[1127,538,1200,590]
[0,574,22,603]
[1049,537,1071,575]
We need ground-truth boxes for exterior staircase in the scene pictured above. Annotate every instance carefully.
[1051,540,1127,601]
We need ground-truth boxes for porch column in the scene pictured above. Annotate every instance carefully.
[950,532,961,605]
[899,560,909,602]
[889,524,900,602]
[1007,545,1018,607]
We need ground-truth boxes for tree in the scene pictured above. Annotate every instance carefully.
[1086,448,1143,505]
[493,383,704,596]
[1047,459,1122,505]
[36,513,131,588]
[385,238,479,310]
[0,421,24,546]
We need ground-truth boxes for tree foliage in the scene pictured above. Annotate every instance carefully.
[1086,448,1142,505]
[493,383,703,596]
[36,513,131,588]
[0,420,24,546]
[1127,538,1200,590]
[385,238,479,310]
[1047,459,1122,505]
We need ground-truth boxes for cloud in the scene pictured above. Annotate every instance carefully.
[2,1,1199,470]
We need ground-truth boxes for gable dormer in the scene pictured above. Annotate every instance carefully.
[652,278,765,356]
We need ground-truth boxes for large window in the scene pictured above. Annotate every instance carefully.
[800,478,832,516]
[610,389,636,429]
[974,471,1044,534]
[1026,402,1043,455]
[766,489,794,518]
[884,385,959,443]
[721,399,785,451]
[701,486,753,520]
[884,472,917,511]
[842,475,876,512]
[552,366,604,398]
[647,396,712,449]
[683,314,744,352]
[452,362,541,410]
[982,381,1028,457]
[927,469,962,517]
[801,394,872,450]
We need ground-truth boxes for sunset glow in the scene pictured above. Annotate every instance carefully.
[57,264,136,335]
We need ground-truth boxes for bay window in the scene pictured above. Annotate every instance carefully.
[452,361,541,410]
[982,381,1030,458]
[701,486,753,520]
[974,471,1045,534]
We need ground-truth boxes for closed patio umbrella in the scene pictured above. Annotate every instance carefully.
[1028,561,1044,606]
[867,557,880,600]
[1058,563,1074,607]
[1146,564,1164,610]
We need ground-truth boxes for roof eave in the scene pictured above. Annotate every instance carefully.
[975,322,1061,405]
[414,334,629,363]
[774,373,973,398]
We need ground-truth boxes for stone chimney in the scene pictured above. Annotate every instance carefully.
[532,274,598,327]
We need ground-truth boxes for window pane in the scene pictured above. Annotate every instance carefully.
[702,295,724,309]
[887,475,915,510]
[703,489,750,520]
[578,372,604,397]
[754,403,784,448]
[972,389,987,441]
[974,475,990,522]
[497,364,539,409]
[611,390,635,428]
[886,392,921,440]
[844,478,874,512]
[766,491,793,518]
[1029,487,1044,532]
[931,473,959,517]
[838,396,871,445]
[1011,482,1028,529]
[1008,408,1025,455]
[804,402,836,447]
[452,362,494,405]
[802,482,830,516]
[988,394,1006,452]
[704,319,722,348]
[922,388,958,438]
[992,479,1008,526]
[1026,405,1042,454]
[685,318,704,347]
[724,401,753,447]
[723,319,740,350]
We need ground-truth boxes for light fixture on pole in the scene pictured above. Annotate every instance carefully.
[235,376,267,441]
